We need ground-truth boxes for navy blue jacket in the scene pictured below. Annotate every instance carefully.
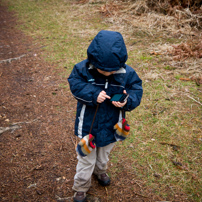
[68,30,143,147]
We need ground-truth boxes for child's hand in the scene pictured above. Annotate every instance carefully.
[112,90,127,108]
[112,100,127,108]
[97,90,111,103]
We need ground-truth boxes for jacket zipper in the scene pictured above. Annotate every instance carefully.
[105,79,108,89]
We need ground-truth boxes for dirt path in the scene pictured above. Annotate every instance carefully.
[0,4,159,202]
[0,4,78,202]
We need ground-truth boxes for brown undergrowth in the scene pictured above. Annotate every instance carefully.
[1,0,201,201]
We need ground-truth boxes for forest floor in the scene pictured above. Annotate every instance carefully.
[0,1,201,202]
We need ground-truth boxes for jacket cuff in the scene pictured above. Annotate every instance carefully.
[123,98,132,111]
[92,90,101,105]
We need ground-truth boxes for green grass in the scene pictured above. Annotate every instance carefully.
[113,78,202,200]
[2,0,108,76]
[1,0,202,201]
[164,65,176,70]
[139,54,153,61]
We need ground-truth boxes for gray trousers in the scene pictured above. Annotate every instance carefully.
[72,142,115,192]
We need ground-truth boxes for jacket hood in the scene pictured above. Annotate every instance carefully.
[87,30,128,72]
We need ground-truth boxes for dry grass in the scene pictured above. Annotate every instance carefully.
[1,0,202,201]
[99,0,202,34]
[96,0,202,88]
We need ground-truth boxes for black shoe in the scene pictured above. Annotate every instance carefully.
[73,192,87,202]
[97,173,110,186]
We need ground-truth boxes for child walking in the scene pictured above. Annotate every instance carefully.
[68,30,143,202]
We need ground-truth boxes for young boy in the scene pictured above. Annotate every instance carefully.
[68,30,143,202]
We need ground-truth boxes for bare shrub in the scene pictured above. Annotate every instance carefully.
[171,38,202,60]
[119,0,202,28]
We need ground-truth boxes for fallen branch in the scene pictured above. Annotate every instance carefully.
[0,125,21,134]
[0,119,39,135]
[12,118,39,125]
[0,54,26,64]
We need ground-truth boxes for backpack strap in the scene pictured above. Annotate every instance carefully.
[89,104,99,135]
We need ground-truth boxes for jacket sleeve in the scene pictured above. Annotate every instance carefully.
[123,69,143,111]
[68,65,101,106]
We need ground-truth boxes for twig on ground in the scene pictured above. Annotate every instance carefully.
[0,119,39,135]
[160,142,180,151]
[0,125,21,134]
[186,94,202,106]
[160,142,180,147]
[12,118,39,125]
[105,187,109,202]
[134,192,149,198]
[134,180,142,188]
[27,183,37,189]
[55,195,72,201]
[70,136,77,149]
[148,162,153,170]
[0,54,26,63]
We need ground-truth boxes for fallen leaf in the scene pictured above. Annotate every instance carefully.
[179,78,191,81]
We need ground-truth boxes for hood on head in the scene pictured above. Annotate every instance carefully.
[87,30,128,72]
